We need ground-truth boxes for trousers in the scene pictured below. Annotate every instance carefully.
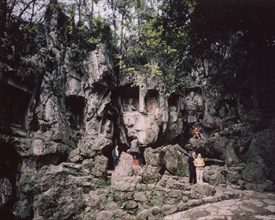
[196,169,204,184]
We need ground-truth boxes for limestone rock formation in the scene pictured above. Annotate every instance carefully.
[0,1,274,219]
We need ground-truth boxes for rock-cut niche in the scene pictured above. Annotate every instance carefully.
[0,143,21,219]
[120,85,139,112]
[0,82,31,129]
[145,90,159,113]
[65,96,85,130]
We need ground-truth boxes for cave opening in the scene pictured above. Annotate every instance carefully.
[102,145,114,170]
[65,96,85,130]
[91,82,107,94]
[0,82,31,129]
[168,93,179,107]
[258,87,275,114]
[0,142,21,219]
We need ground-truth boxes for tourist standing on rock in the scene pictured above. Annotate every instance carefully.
[158,146,167,175]
[194,153,205,184]
[188,151,197,184]
[112,145,120,170]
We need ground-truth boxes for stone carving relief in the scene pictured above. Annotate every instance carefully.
[65,75,84,97]
[124,98,138,112]
[99,118,114,139]
[147,97,157,112]
[165,94,185,142]
[31,139,44,156]
[218,94,236,118]
[184,90,203,123]
[145,90,159,114]
[43,95,58,122]
[0,177,12,209]
[119,84,184,145]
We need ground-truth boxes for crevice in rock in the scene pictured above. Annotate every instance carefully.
[0,143,21,219]
[168,93,179,108]
[35,153,68,170]
[0,82,31,129]
[65,95,85,130]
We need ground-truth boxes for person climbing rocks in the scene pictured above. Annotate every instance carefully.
[192,127,202,139]
[112,145,120,170]
[194,153,205,184]
[158,145,167,175]
[188,151,197,184]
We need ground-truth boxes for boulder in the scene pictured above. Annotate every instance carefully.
[124,200,138,210]
[134,191,147,202]
[162,204,178,215]
[144,147,160,167]
[242,129,275,186]
[33,186,85,220]
[136,206,163,220]
[203,165,227,186]
[111,152,134,185]
[145,145,188,177]
[190,183,216,199]
[96,211,113,220]
[165,145,188,176]
[141,165,161,184]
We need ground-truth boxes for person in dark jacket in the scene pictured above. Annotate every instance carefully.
[112,145,120,170]
[158,146,167,175]
[188,151,197,184]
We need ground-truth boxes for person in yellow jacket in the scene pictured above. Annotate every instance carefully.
[194,153,205,184]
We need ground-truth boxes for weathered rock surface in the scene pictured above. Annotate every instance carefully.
[0,1,274,219]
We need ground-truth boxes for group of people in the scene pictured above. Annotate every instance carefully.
[112,139,205,185]
[112,137,144,170]
[188,151,205,184]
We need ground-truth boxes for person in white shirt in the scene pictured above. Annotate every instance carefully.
[194,153,205,184]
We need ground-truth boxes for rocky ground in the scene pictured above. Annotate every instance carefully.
[0,3,274,218]
[165,189,275,220]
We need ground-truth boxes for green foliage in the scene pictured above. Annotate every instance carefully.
[117,0,275,107]
[95,177,110,187]
[176,161,187,177]
[128,167,134,176]
[39,194,59,219]
[17,57,38,79]
[69,18,111,47]
[67,11,114,60]
[22,178,36,195]
[1,0,274,108]
[115,0,197,95]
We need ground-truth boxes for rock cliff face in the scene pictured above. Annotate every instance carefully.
[0,3,274,220]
